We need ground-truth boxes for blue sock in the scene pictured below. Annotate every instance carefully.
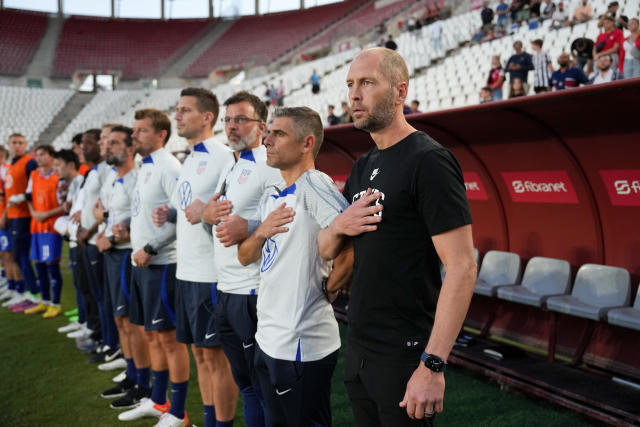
[47,263,63,304]
[15,280,25,293]
[35,263,50,302]
[240,385,265,427]
[216,419,234,427]
[125,358,136,382]
[204,405,216,427]
[151,369,169,405]
[168,380,189,419]
[137,367,151,391]
[8,279,15,291]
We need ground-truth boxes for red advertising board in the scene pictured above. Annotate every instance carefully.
[463,172,489,200]
[599,169,640,207]
[500,171,579,204]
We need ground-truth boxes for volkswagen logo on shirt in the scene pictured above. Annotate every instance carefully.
[260,237,278,272]
[179,181,192,210]
[132,190,141,217]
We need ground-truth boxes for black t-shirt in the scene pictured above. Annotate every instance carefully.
[343,131,472,361]
[571,37,594,59]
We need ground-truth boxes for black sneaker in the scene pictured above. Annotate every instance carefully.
[101,378,135,399]
[110,385,151,409]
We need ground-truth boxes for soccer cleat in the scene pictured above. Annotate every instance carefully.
[43,305,62,318]
[110,386,152,410]
[98,357,127,371]
[117,397,170,420]
[64,307,78,317]
[113,370,127,383]
[101,378,135,399]
[68,315,79,323]
[3,295,24,307]
[12,300,37,313]
[0,288,12,301]
[24,302,48,315]
[105,347,123,362]
[67,326,93,339]
[154,412,189,427]
[58,321,84,334]
[76,338,98,353]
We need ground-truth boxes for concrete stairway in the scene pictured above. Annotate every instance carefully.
[38,92,94,147]
[25,15,64,78]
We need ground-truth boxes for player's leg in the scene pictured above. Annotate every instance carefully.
[43,233,64,318]
[344,346,383,427]
[28,234,50,314]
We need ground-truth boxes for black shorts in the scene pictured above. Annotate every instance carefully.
[104,249,132,317]
[344,343,434,427]
[129,264,177,331]
[175,280,220,347]
[8,217,30,259]
[215,291,259,389]
[254,343,337,427]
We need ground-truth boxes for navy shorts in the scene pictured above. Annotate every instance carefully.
[104,249,132,317]
[129,264,177,331]
[0,229,12,252]
[254,343,338,427]
[8,217,30,259]
[215,291,259,389]
[29,232,63,263]
[175,280,220,348]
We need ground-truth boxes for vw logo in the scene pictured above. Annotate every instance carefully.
[179,181,192,210]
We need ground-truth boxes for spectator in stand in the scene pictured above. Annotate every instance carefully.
[480,86,493,103]
[531,39,553,93]
[276,79,285,106]
[506,41,534,89]
[481,1,495,29]
[481,27,497,43]
[311,69,320,94]
[487,55,506,101]
[496,0,510,29]
[327,105,340,126]
[594,16,625,73]
[339,101,353,124]
[432,16,444,57]
[597,1,626,30]
[410,100,421,114]
[496,24,506,38]
[589,54,624,83]
[572,0,593,24]
[509,0,522,25]
[268,84,277,106]
[571,37,595,73]
[530,0,542,17]
[517,4,531,24]
[529,12,540,29]
[508,77,527,97]
[623,18,640,78]
[407,16,416,32]
[551,2,570,29]
[551,52,589,89]
[541,0,556,21]
[384,35,398,51]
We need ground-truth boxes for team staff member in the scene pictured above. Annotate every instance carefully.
[2,133,39,311]
[0,145,23,306]
[202,91,284,427]
[238,107,350,427]
[24,145,66,318]
[318,48,477,425]
[153,88,238,427]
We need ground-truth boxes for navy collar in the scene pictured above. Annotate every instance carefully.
[142,155,153,164]
[239,149,256,163]
[193,142,208,153]
[117,177,123,184]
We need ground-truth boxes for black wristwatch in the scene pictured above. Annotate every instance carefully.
[108,235,116,244]
[421,352,447,373]
[143,243,158,256]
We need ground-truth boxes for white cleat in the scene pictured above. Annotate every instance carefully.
[99,357,128,371]
[67,326,93,339]
[0,289,12,301]
[154,412,188,427]
[58,321,84,333]
[112,370,127,383]
[2,294,23,307]
[117,398,169,421]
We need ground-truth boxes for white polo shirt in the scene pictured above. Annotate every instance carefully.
[130,148,181,266]
[105,169,137,250]
[81,161,112,245]
[255,169,348,362]
[213,145,284,295]
[172,138,234,283]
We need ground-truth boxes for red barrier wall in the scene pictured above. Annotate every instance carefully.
[319,78,640,376]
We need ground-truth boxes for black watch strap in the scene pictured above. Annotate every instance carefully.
[143,243,158,256]
[421,352,447,373]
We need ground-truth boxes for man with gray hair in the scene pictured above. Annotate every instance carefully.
[318,47,477,425]
[238,107,352,426]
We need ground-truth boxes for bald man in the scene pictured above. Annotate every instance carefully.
[318,47,477,425]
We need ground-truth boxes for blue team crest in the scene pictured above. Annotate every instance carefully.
[179,181,192,210]
[238,169,251,184]
[197,161,207,175]
[132,190,141,217]
[260,237,278,272]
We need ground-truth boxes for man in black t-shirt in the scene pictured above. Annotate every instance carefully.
[318,47,477,426]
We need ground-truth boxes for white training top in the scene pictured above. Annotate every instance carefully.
[97,166,118,241]
[255,169,348,362]
[66,174,86,248]
[172,138,234,283]
[81,161,112,245]
[130,147,181,266]
[213,145,284,295]
[105,169,137,250]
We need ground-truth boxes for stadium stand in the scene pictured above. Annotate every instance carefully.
[0,8,48,76]
[0,86,73,145]
[52,16,211,79]
[183,0,366,77]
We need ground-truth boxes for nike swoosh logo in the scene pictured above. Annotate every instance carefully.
[205,332,216,339]
[275,388,292,396]
[105,352,120,362]
[242,342,254,349]
[151,318,163,324]
[116,305,124,310]
[90,261,98,265]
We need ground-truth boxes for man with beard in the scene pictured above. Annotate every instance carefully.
[551,52,589,90]
[202,91,284,427]
[588,53,624,83]
[317,47,477,426]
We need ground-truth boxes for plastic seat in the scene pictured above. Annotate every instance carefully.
[497,257,571,308]
[473,250,521,297]
[607,284,640,331]
[546,264,631,321]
